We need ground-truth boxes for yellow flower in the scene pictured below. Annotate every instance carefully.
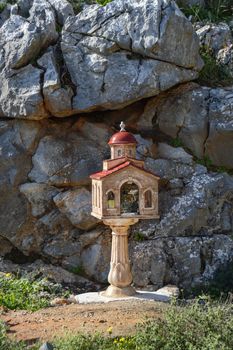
[5,273,11,278]
[107,326,113,334]
[120,337,125,342]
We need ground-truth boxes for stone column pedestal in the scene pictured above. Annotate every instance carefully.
[102,218,138,297]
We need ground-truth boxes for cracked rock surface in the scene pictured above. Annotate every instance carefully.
[0,0,232,291]
[61,0,202,112]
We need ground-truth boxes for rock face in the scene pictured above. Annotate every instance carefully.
[135,83,233,169]
[54,188,99,230]
[61,0,202,113]
[0,0,232,292]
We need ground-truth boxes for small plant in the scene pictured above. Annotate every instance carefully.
[68,0,112,14]
[0,273,65,311]
[170,137,184,148]
[181,0,233,23]
[197,155,213,168]
[197,47,233,87]
[0,3,6,13]
[192,259,233,299]
[69,265,85,275]
[96,0,112,5]
[0,321,29,350]
[134,232,145,242]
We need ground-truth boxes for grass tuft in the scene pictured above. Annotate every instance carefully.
[0,273,66,311]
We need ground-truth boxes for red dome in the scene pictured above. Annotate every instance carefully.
[108,131,137,145]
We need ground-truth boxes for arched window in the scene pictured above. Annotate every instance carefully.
[144,190,152,208]
[117,149,121,157]
[120,182,139,214]
[107,191,115,209]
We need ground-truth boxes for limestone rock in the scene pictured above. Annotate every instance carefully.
[157,143,193,165]
[0,3,10,28]
[196,22,232,53]
[0,2,58,71]
[0,120,42,246]
[216,45,233,77]
[157,84,209,158]
[80,232,111,283]
[29,133,103,186]
[54,188,99,230]
[38,49,73,117]
[131,240,166,289]
[61,0,202,113]
[47,0,74,25]
[19,183,60,217]
[205,88,233,169]
[130,234,233,289]
[0,65,48,120]
[145,158,194,180]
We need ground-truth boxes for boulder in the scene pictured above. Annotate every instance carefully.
[0,120,42,246]
[130,234,233,289]
[47,0,74,25]
[29,132,104,186]
[205,88,233,169]
[0,65,48,120]
[156,84,209,158]
[0,2,57,71]
[80,232,111,283]
[19,183,60,217]
[157,143,193,165]
[196,22,232,53]
[61,0,202,113]
[54,188,99,230]
[38,49,74,117]
[216,45,233,77]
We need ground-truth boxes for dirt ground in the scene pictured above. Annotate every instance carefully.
[1,300,166,344]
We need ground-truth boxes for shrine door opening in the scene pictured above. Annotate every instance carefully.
[120,182,139,215]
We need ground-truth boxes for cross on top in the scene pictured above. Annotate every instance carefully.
[120,121,126,132]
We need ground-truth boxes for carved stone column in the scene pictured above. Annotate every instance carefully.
[102,218,138,297]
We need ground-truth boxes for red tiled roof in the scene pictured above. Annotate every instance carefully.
[90,161,160,180]
[108,131,137,145]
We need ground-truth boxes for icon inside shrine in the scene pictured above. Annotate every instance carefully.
[90,122,160,297]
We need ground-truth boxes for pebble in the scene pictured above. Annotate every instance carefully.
[39,342,54,350]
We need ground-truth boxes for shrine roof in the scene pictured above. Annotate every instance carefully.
[90,161,160,180]
[108,131,137,145]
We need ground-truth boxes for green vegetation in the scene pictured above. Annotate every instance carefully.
[196,154,213,168]
[68,0,112,14]
[1,298,233,349]
[0,3,6,13]
[170,137,184,148]
[133,232,145,242]
[134,232,145,242]
[192,259,233,299]
[181,0,233,23]
[69,264,85,275]
[0,321,27,350]
[197,47,233,87]
[195,155,233,175]
[0,273,65,311]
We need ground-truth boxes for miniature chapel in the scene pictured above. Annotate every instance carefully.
[91,122,160,221]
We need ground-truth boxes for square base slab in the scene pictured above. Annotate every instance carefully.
[75,285,179,304]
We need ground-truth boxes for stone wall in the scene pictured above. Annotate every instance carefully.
[0,0,232,291]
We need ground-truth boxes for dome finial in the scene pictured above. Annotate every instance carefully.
[120,121,126,132]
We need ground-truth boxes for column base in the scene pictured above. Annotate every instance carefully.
[100,285,136,298]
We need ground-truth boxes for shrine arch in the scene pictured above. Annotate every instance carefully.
[120,181,139,214]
